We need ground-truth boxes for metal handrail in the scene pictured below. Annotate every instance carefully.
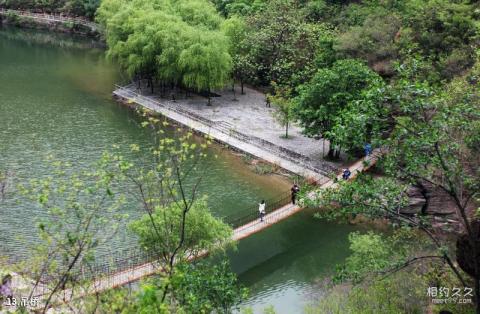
[2,85,342,293]
[0,8,98,29]
[113,85,337,177]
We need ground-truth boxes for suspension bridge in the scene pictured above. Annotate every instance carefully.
[4,151,379,312]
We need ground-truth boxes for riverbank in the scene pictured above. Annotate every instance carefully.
[0,8,100,38]
[113,84,344,182]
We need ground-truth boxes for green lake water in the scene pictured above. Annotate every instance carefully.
[0,27,360,313]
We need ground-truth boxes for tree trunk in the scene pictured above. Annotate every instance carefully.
[172,83,177,102]
[207,86,211,106]
[232,82,237,101]
[322,139,326,158]
[327,147,335,159]
[241,81,245,95]
[285,121,289,138]
[335,147,341,159]
[417,181,429,215]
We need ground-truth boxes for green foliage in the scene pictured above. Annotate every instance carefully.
[306,270,429,314]
[1,0,99,19]
[16,158,127,310]
[332,0,479,80]
[335,12,402,76]
[170,261,248,313]
[268,82,295,138]
[382,60,480,193]
[295,59,383,150]
[222,16,256,92]
[334,229,419,283]
[89,259,247,313]
[178,32,231,97]
[310,174,409,221]
[336,232,391,283]
[403,0,478,80]
[327,83,389,153]
[212,0,267,17]
[237,0,331,88]
[305,57,479,312]
[97,0,232,98]
[129,198,232,260]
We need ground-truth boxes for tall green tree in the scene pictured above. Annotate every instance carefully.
[222,16,256,95]
[240,0,326,87]
[129,198,232,263]
[295,59,383,158]
[110,114,233,302]
[268,83,295,139]
[179,32,232,105]
[97,0,232,101]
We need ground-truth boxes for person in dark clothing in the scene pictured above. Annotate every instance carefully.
[342,168,351,180]
[291,184,300,204]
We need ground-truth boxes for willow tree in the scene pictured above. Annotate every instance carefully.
[97,0,232,101]
[173,0,222,30]
[155,20,191,96]
[179,32,232,105]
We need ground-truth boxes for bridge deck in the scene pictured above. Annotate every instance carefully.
[7,152,379,311]
[77,152,378,294]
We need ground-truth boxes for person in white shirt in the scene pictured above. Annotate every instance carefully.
[258,200,266,222]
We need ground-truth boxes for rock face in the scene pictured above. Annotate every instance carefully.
[401,185,427,215]
[402,183,457,217]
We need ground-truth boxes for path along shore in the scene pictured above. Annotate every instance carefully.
[113,84,343,182]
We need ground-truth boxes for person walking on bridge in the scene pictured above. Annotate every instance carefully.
[259,200,266,222]
[364,143,372,157]
[291,184,300,205]
[342,168,351,180]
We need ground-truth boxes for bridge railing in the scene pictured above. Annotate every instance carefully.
[0,8,98,29]
[68,171,333,281]
[113,85,337,177]
[223,192,291,229]
[58,189,300,284]
[4,85,344,294]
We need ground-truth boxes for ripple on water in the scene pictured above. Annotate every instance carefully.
[0,27,290,262]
